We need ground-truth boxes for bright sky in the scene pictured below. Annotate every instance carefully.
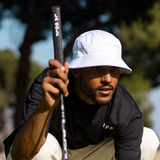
[0,17,160,140]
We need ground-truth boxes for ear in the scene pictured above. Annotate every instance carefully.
[71,69,80,77]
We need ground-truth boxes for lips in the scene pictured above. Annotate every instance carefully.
[98,87,113,91]
[98,86,113,95]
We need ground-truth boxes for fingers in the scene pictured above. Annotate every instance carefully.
[47,60,69,84]
[48,59,69,72]
[43,59,69,98]
[43,76,69,97]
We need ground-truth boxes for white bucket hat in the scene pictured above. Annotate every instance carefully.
[69,30,132,74]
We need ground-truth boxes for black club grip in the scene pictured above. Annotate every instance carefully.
[51,6,64,64]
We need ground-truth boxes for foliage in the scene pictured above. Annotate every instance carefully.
[119,1,160,87]
[0,50,43,109]
[0,0,158,43]
[28,60,44,90]
[0,50,18,108]
[118,1,160,127]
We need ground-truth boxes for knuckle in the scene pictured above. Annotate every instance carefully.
[54,90,60,97]
[56,78,62,84]
[48,59,55,66]
[56,68,61,74]
[41,82,48,91]
[43,76,49,84]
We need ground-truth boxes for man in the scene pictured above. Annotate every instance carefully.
[4,30,159,160]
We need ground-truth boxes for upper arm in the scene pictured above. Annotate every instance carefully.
[114,116,143,160]
[19,78,43,128]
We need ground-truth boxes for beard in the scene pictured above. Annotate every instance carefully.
[79,72,114,105]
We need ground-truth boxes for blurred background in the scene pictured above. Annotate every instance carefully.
[0,0,160,159]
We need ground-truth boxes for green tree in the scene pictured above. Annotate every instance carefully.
[0,50,43,129]
[0,50,18,109]
[0,50,18,133]
[119,1,160,87]
[118,1,160,127]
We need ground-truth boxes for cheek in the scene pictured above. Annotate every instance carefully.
[112,78,119,89]
[87,78,101,89]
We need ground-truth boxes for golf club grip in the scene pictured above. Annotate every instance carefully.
[51,6,64,64]
[51,6,68,160]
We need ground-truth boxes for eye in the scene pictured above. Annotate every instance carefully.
[93,66,101,71]
[111,67,119,72]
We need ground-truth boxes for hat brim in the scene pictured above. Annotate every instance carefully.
[69,54,132,74]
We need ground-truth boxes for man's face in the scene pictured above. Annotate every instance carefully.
[74,66,120,105]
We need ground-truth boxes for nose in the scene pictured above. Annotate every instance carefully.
[101,73,112,85]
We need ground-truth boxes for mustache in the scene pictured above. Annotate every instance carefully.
[96,84,114,90]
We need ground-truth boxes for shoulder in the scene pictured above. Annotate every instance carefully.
[108,83,143,139]
[25,67,49,98]
[34,67,49,84]
[109,83,142,126]
[115,83,141,111]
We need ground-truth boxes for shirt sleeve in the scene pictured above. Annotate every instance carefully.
[114,116,143,160]
[19,67,51,137]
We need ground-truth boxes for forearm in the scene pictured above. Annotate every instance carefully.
[10,60,69,160]
[11,102,55,160]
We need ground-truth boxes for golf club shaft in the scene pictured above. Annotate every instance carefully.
[51,6,68,160]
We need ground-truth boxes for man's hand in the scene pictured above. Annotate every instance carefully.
[41,59,69,111]
[11,59,69,160]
